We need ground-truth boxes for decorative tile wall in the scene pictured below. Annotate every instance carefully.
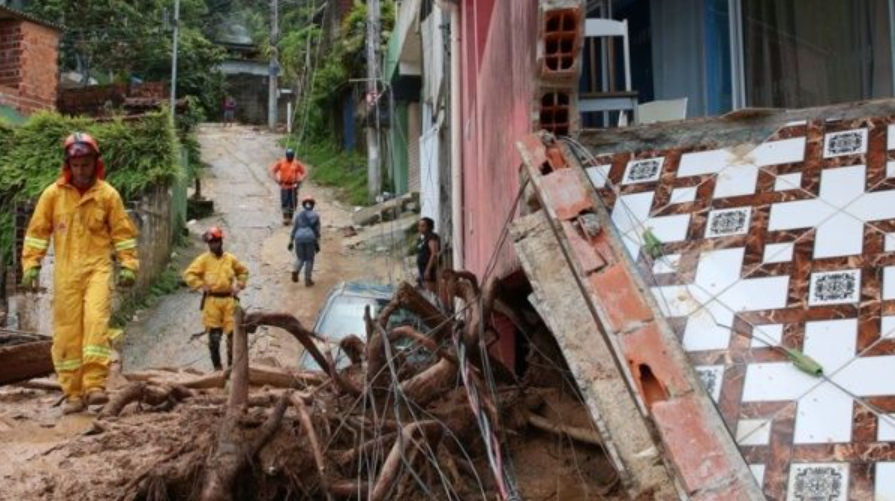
[586,117,895,500]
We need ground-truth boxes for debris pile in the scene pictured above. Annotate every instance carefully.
[2,275,622,501]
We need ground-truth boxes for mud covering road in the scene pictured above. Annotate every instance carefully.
[122,124,401,371]
[0,124,407,499]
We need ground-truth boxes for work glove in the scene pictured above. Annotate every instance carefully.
[118,268,137,288]
[288,242,294,251]
[315,242,321,254]
[21,267,40,290]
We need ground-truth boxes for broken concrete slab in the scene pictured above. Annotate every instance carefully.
[512,212,678,500]
[515,131,766,501]
[344,213,418,252]
[351,192,420,227]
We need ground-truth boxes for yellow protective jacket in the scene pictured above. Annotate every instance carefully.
[183,252,249,293]
[22,179,139,275]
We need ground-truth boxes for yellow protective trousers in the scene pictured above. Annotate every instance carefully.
[22,179,139,401]
[53,266,114,398]
[203,295,237,333]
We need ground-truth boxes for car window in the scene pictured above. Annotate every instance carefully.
[316,296,381,341]
[301,295,434,371]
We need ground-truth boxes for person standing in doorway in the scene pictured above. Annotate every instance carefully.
[269,148,307,225]
[183,227,249,371]
[21,132,140,414]
[416,217,441,294]
[288,196,321,286]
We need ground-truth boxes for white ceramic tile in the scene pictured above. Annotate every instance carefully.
[774,172,802,192]
[808,269,861,306]
[885,267,895,300]
[585,164,612,188]
[743,362,817,402]
[795,384,854,444]
[786,463,848,501]
[748,465,765,488]
[823,128,868,158]
[888,161,895,178]
[753,138,807,166]
[763,242,794,263]
[751,324,784,348]
[882,316,895,339]
[886,233,895,252]
[736,419,771,446]
[695,365,723,402]
[653,248,788,352]
[888,124,895,150]
[713,163,759,199]
[833,355,895,396]
[669,186,697,204]
[813,213,865,259]
[652,253,681,274]
[622,157,664,184]
[705,207,752,238]
[877,415,895,441]
[678,148,732,177]
[876,462,895,500]
[803,319,858,371]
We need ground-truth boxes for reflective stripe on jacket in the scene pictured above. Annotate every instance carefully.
[22,179,139,274]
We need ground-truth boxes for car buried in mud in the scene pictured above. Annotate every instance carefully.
[298,282,432,370]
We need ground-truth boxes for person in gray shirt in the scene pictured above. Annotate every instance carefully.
[288,195,321,286]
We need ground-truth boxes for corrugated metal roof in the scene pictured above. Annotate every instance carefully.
[0,5,64,31]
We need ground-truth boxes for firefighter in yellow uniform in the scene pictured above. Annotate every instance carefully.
[21,132,139,414]
[183,227,249,370]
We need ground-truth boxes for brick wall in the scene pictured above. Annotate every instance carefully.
[18,22,59,106]
[0,20,22,88]
[0,19,59,115]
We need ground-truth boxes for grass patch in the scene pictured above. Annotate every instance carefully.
[293,141,369,207]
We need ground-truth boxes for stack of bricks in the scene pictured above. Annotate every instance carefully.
[0,17,59,115]
[533,0,584,137]
[57,82,168,117]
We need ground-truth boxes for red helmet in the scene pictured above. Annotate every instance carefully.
[64,132,100,159]
[61,132,105,181]
[203,226,224,242]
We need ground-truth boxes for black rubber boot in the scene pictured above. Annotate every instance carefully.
[291,271,298,283]
[208,329,223,370]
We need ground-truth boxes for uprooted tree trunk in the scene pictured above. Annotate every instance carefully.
[199,306,290,501]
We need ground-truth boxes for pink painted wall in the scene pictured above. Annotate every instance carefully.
[461,0,539,279]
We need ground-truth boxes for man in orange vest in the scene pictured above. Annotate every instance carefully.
[269,148,307,225]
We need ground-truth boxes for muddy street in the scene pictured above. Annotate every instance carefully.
[123,124,399,371]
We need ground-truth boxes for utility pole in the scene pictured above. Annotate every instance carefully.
[366,0,382,199]
[268,0,280,130]
[169,0,181,119]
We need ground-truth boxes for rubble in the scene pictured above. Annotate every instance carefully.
[2,276,621,501]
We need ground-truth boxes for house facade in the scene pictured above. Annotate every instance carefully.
[0,5,61,118]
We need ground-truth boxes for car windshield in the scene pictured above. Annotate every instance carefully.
[300,291,432,371]
[316,295,385,341]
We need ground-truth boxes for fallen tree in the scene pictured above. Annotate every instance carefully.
[11,276,620,501]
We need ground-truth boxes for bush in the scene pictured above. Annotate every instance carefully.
[295,141,368,207]
[0,110,182,265]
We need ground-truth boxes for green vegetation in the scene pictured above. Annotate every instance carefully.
[295,141,368,207]
[26,0,227,117]
[0,110,182,265]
